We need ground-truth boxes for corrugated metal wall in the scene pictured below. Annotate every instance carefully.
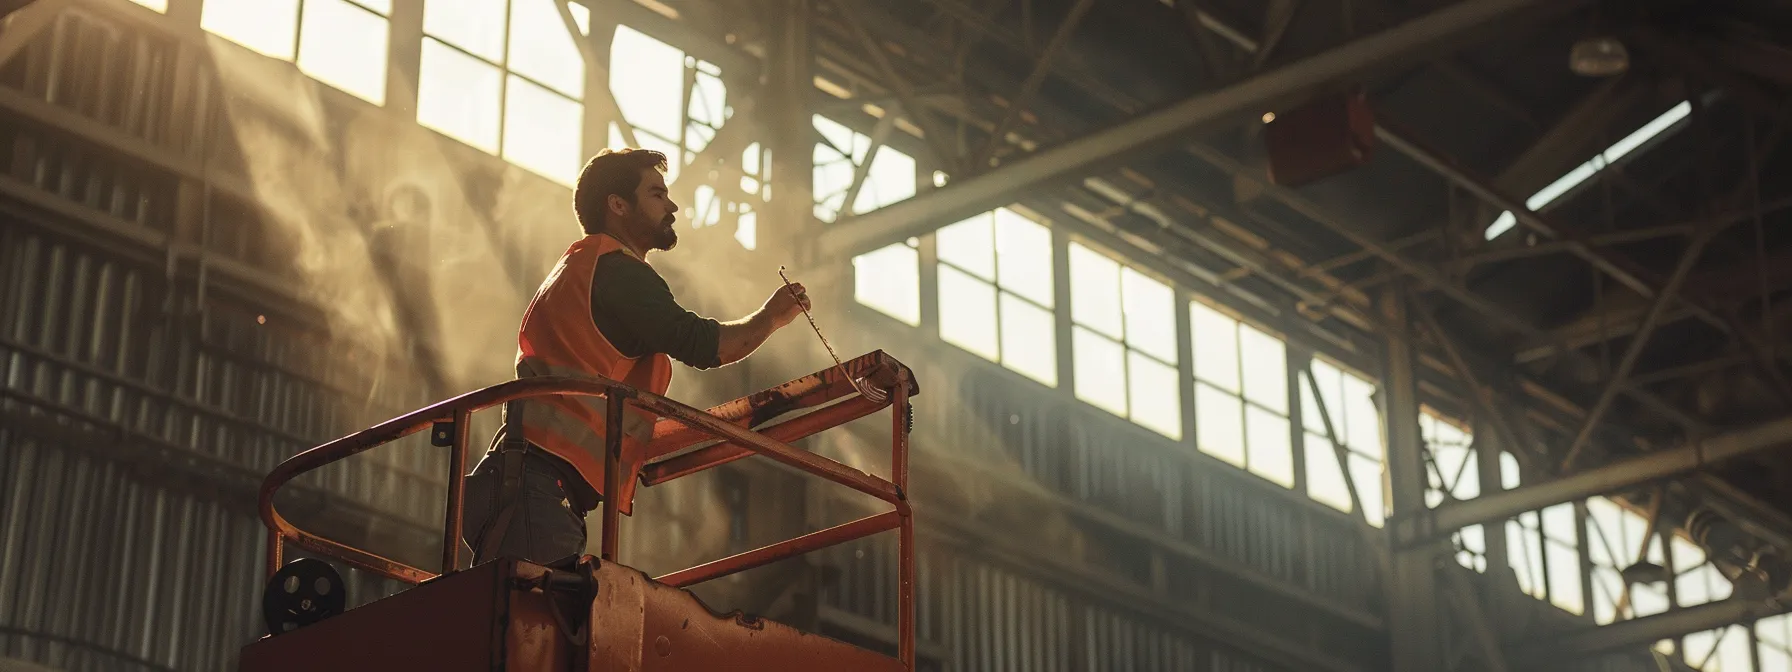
[0,225,430,672]
[0,10,438,668]
[817,534,1300,672]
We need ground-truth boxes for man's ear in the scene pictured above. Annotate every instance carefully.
[606,193,629,219]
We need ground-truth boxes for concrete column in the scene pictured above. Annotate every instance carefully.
[764,0,814,262]
[1383,285,1444,672]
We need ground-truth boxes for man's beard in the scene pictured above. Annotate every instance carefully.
[648,213,678,251]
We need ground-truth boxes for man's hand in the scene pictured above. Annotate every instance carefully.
[765,282,812,328]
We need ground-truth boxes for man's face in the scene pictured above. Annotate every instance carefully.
[618,168,678,251]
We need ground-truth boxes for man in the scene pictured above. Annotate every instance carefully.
[461,148,811,566]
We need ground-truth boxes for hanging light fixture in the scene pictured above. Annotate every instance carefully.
[1571,35,1630,77]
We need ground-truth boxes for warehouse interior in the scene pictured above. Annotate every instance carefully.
[5,0,1792,669]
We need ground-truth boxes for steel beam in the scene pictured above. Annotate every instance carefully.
[1373,122,1733,336]
[969,0,1094,171]
[835,0,961,172]
[1559,231,1715,470]
[1401,415,1792,545]
[1514,598,1790,663]
[817,0,1581,259]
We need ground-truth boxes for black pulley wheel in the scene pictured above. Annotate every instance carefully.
[262,558,347,635]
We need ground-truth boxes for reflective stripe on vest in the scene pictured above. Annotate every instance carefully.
[514,234,674,514]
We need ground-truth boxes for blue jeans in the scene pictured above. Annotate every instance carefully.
[460,450,588,566]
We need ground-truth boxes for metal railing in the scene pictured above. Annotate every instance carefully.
[258,350,919,667]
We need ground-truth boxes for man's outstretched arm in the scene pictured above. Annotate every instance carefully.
[716,282,809,365]
[590,252,810,369]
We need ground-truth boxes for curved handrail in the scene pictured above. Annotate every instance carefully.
[258,353,919,667]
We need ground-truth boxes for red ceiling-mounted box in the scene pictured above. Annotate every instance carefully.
[1264,90,1377,188]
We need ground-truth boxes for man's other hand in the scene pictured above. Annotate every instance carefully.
[766,282,812,327]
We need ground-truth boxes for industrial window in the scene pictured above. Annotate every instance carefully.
[852,240,921,327]
[936,209,1057,386]
[128,0,168,12]
[202,0,391,105]
[1190,301,1291,487]
[1758,614,1792,671]
[1485,100,1693,239]
[1069,243,1179,438]
[1300,359,1386,526]
[609,26,729,185]
[812,116,917,222]
[1584,496,1668,625]
[1421,411,1484,571]
[1684,624,1753,672]
[731,142,770,249]
[1511,503,1584,615]
[417,0,589,185]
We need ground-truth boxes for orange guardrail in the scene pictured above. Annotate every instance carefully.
[257,351,918,667]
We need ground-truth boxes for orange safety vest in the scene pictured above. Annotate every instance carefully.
[513,233,672,514]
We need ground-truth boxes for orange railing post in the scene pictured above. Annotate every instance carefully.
[601,390,627,562]
[440,408,471,573]
[892,373,915,669]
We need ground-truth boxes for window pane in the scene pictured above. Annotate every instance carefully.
[1190,301,1239,391]
[1546,540,1584,614]
[1500,451,1522,489]
[814,115,858,157]
[1715,625,1752,672]
[1239,325,1286,412]
[1341,374,1381,457]
[1195,382,1244,467]
[852,243,920,326]
[1434,444,1478,501]
[1760,644,1791,672]
[1349,453,1386,527]
[1760,614,1790,648]
[688,70,728,139]
[1509,519,1546,599]
[1073,327,1127,416]
[1069,243,1122,338]
[1590,566,1621,625]
[1634,584,1669,618]
[938,265,999,362]
[1245,405,1293,488]
[937,213,995,281]
[1121,268,1176,364]
[203,0,299,60]
[298,0,389,105]
[1305,433,1353,513]
[508,0,586,98]
[854,147,916,214]
[999,294,1057,387]
[418,38,503,153]
[611,25,686,141]
[1542,503,1577,543]
[1586,497,1623,565]
[1302,360,1343,434]
[1128,352,1181,439]
[423,0,505,61]
[995,209,1053,307]
[129,0,168,11]
[502,76,583,185]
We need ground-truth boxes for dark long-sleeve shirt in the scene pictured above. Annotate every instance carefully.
[589,251,723,369]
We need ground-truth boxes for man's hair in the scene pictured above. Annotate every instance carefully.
[573,148,670,235]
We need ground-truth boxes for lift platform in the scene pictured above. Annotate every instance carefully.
[240,351,919,671]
